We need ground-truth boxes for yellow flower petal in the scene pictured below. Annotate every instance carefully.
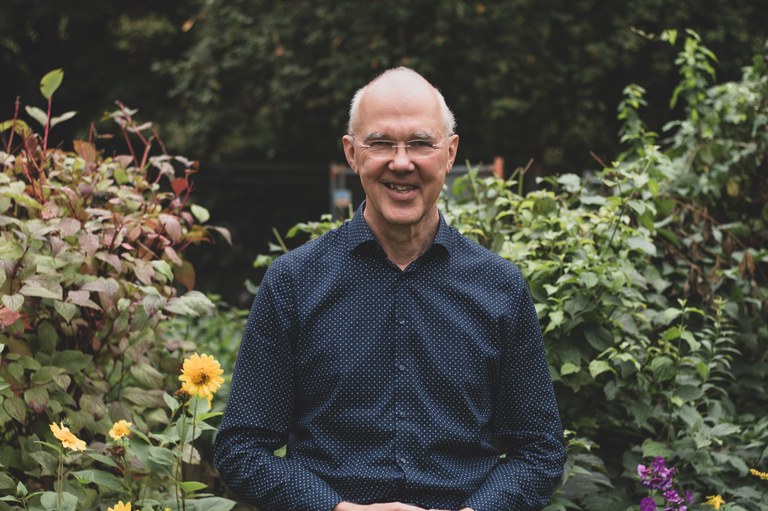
[109,419,133,440]
[705,495,725,510]
[49,421,87,451]
[750,468,768,480]
[107,501,131,511]
[178,353,225,401]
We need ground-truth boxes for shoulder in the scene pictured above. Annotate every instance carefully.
[264,221,349,280]
[446,225,525,283]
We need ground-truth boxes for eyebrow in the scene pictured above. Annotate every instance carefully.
[362,130,437,142]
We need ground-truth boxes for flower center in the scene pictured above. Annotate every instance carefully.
[191,370,209,385]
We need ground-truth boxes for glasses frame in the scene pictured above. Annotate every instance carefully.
[350,134,452,160]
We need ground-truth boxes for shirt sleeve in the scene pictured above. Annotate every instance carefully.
[462,275,566,511]
[214,261,344,511]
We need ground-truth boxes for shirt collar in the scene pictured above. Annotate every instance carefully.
[345,201,454,256]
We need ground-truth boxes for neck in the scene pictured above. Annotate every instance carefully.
[364,209,439,270]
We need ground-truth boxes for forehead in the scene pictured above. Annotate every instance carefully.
[357,73,443,136]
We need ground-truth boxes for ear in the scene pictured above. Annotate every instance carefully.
[446,134,459,173]
[342,135,359,173]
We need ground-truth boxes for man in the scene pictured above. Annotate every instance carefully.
[215,67,566,511]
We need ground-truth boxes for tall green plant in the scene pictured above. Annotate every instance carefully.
[0,70,235,510]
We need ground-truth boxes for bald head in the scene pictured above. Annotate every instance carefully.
[347,67,456,137]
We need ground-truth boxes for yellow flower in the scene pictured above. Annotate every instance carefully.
[107,501,131,511]
[750,468,768,480]
[705,495,726,509]
[178,353,224,402]
[108,419,133,440]
[49,422,86,452]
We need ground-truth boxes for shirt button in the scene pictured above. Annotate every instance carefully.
[398,410,406,418]
[397,364,405,371]
[397,318,405,325]
[399,457,407,465]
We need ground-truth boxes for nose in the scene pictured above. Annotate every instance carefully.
[389,145,414,171]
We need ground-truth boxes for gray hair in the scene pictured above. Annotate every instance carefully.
[347,67,456,136]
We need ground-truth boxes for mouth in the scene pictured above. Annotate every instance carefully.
[385,183,418,192]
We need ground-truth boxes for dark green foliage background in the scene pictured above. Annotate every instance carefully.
[1,0,766,171]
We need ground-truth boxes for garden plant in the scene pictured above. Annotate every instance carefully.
[0,70,236,510]
[0,30,766,511]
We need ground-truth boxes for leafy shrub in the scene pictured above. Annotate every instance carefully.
[0,70,235,510]
[254,32,768,510]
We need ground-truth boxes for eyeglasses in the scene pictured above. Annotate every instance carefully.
[350,135,451,160]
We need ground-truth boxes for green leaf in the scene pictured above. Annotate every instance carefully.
[130,363,165,388]
[674,384,703,402]
[650,356,675,382]
[588,360,612,379]
[1,294,23,312]
[49,111,77,128]
[177,480,207,493]
[626,236,657,256]
[19,277,63,300]
[578,272,599,289]
[122,387,165,408]
[3,396,26,424]
[641,439,673,458]
[191,204,211,223]
[40,490,77,511]
[85,451,119,468]
[184,497,237,511]
[560,362,581,376]
[53,300,78,323]
[25,105,48,127]
[70,469,124,490]
[163,290,214,317]
[23,386,49,409]
[163,392,180,414]
[31,366,65,385]
[151,260,174,283]
[40,68,64,99]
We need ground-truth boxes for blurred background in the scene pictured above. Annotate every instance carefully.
[2,0,766,306]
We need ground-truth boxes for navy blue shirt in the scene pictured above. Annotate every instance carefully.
[215,206,565,510]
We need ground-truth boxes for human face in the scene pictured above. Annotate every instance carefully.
[342,75,458,237]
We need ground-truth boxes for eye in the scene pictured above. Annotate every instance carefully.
[367,140,395,148]
[407,140,434,148]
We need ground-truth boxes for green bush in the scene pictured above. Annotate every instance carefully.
[255,32,768,510]
[0,71,235,510]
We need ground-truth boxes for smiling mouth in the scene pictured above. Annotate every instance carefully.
[385,183,417,192]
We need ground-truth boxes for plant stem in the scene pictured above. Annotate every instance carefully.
[57,450,63,511]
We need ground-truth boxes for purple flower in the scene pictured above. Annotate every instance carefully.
[664,490,684,505]
[638,457,676,491]
[685,490,693,503]
[640,497,657,511]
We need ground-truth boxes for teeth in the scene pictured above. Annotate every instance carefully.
[387,183,414,191]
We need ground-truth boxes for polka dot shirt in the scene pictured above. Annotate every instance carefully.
[215,204,566,511]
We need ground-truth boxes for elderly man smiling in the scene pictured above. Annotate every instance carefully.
[215,67,566,511]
